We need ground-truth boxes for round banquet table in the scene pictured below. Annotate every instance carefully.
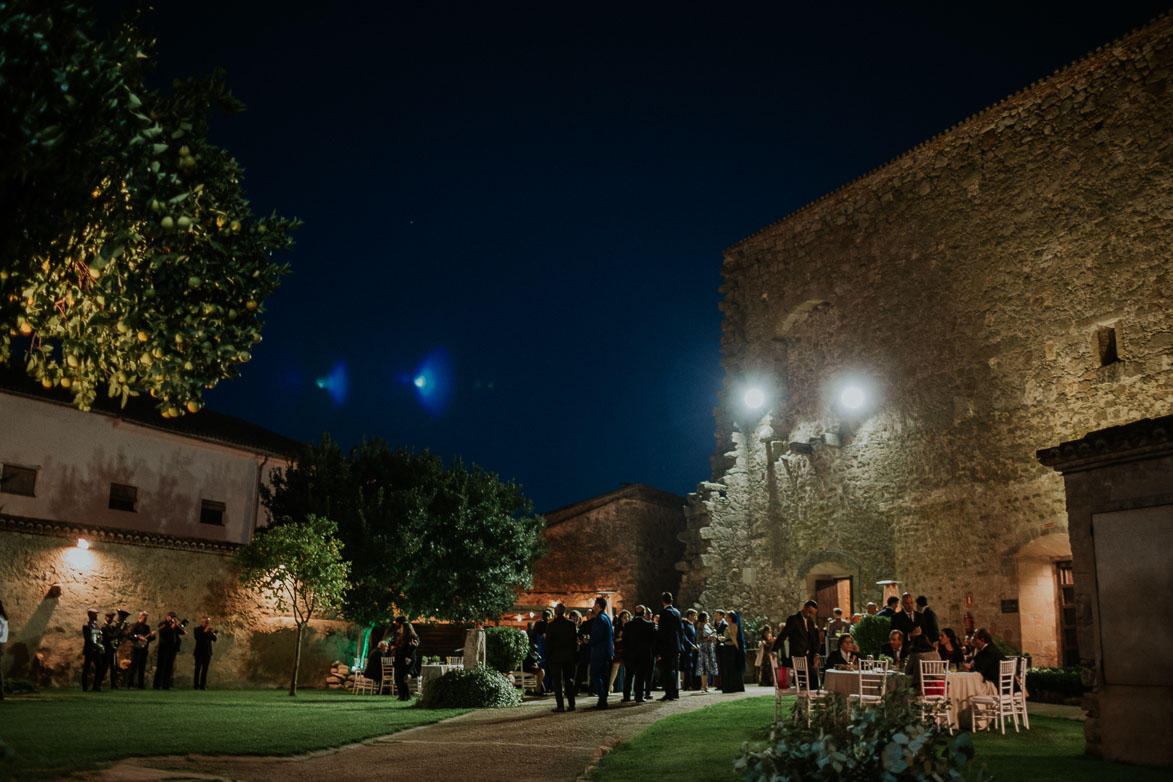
[821,669,987,728]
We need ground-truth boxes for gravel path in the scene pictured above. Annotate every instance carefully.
[82,687,774,782]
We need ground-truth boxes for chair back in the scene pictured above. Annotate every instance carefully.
[381,656,394,678]
[920,659,948,697]
[857,670,888,698]
[997,658,1016,698]
[860,658,883,671]
[1014,656,1029,697]
[792,655,814,694]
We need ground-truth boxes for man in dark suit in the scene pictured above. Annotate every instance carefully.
[192,617,217,690]
[881,629,908,666]
[877,596,899,617]
[81,609,102,692]
[575,612,593,695]
[891,592,923,642]
[364,639,390,693]
[545,603,578,712]
[967,628,1004,691]
[153,612,185,690]
[656,592,685,701]
[825,634,858,668]
[775,600,820,689]
[623,605,655,703]
[916,595,940,643]
[681,609,700,691]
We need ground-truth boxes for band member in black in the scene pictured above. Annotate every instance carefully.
[98,611,124,690]
[192,617,217,690]
[153,612,186,690]
[81,609,103,692]
[128,611,155,689]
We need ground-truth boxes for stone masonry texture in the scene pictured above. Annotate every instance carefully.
[678,15,1173,657]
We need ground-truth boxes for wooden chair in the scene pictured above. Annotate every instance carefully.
[379,656,395,696]
[511,670,538,694]
[771,653,788,723]
[917,659,953,734]
[791,656,829,726]
[971,659,1019,734]
[352,670,376,695]
[1011,656,1030,730]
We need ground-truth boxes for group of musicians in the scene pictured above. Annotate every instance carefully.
[81,609,217,691]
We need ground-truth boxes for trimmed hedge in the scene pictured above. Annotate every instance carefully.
[417,667,522,709]
[1026,667,1085,699]
[484,626,529,673]
[850,614,891,657]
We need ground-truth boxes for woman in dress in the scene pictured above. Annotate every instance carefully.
[938,627,966,667]
[695,611,718,692]
[755,625,775,686]
[721,611,746,693]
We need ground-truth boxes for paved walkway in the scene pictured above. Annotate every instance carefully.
[83,687,772,782]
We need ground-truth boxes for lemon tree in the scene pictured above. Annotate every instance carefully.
[0,0,298,415]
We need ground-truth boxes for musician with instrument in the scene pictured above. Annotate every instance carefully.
[98,610,127,690]
[153,612,186,690]
[192,617,217,690]
[81,609,103,692]
[128,611,155,689]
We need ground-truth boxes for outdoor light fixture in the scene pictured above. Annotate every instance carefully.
[840,385,866,410]
[744,388,766,409]
[76,538,90,550]
[515,614,523,622]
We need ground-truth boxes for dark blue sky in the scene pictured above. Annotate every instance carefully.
[140,1,1169,512]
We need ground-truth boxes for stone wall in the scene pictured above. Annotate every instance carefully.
[520,484,686,614]
[680,15,1173,661]
[0,519,354,689]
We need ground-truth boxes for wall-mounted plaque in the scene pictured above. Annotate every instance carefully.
[1001,599,1019,614]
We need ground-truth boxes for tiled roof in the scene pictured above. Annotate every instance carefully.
[1036,415,1173,474]
[543,483,685,526]
[0,365,302,458]
[0,512,240,554]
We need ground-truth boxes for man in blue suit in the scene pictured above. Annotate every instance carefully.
[588,596,614,710]
[656,591,685,701]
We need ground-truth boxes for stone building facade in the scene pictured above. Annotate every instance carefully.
[0,373,352,688]
[514,483,686,616]
[678,15,1173,666]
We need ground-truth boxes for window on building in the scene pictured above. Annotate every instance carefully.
[200,500,226,526]
[1096,326,1119,366]
[109,483,138,512]
[0,464,37,496]
[1056,560,1078,667]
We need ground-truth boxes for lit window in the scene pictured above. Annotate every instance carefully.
[0,464,37,496]
[109,483,138,512]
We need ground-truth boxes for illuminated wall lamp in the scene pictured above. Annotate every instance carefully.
[76,538,90,549]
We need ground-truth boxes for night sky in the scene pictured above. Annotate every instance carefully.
[136,1,1170,513]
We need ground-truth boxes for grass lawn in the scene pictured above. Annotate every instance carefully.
[0,688,467,780]
[590,696,1173,782]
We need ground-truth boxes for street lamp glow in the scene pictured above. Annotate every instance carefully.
[413,375,427,388]
[744,388,766,409]
[840,386,866,410]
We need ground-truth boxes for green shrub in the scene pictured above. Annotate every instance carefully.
[850,614,892,657]
[735,690,990,781]
[741,615,772,644]
[1026,667,1085,698]
[417,667,522,709]
[992,636,1019,657]
[484,626,529,673]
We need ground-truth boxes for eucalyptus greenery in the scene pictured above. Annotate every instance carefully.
[0,0,298,414]
[417,667,522,709]
[735,691,990,782]
[235,515,350,696]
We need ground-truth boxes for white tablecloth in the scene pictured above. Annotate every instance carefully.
[417,663,461,693]
[821,669,987,728]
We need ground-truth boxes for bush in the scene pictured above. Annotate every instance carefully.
[850,614,892,657]
[484,626,529,673]
[417,667,522,709]
[735,691,990,782]
[1026,667,1085,699]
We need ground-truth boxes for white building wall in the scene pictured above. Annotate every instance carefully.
[0,392,284,544]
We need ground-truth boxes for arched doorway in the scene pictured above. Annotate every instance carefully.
[1015,531,1073,667]
[800,555,858,627]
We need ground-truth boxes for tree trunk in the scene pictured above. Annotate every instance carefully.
[289,622,304,696]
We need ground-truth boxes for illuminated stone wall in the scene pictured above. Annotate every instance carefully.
[679,16,1173,663]
[0,521,353,689]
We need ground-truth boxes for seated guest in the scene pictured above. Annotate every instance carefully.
[880,630,906,666]
[522,641,546,694]
[904,634,941,691]
[364,640,390,691]
[938,628,966,667]
[967,628,1004,693]
[825,634,858,668]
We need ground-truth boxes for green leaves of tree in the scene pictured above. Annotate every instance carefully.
[261,436,546,625]
[0,1,298,415]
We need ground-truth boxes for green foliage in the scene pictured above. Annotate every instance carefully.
[851,614,892,657]
[741,614,772,644]
[484,626,529,673]
[417,667,522,709]
[0,0,298,414]
[735,691,991,782]
[261,436,546,626]
[235,515,349,695]
[993,636,1019,657]
[1026,667,1085,698]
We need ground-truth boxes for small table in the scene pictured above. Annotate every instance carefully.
[417,663,461,695]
